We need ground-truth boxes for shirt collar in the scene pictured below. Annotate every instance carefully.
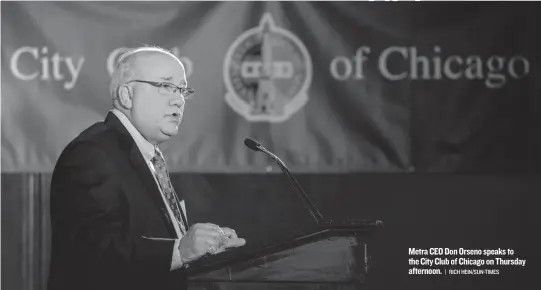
[111,109,160,162]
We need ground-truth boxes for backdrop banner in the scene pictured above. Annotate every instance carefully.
[2,1,540,173]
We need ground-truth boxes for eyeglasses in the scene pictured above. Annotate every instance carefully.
[127,80,195,99]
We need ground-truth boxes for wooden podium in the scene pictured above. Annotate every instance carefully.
[187,219,382,290]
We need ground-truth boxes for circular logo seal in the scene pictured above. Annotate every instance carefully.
[223,13,312,123]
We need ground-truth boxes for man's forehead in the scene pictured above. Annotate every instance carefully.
[128,49,182,65]
[159,76,187,86]
[134,53,186,81]
[135,53,184,70]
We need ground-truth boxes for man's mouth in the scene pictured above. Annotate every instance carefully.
[169,112,181,122]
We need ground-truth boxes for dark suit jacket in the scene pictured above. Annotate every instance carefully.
[48,112,187,290]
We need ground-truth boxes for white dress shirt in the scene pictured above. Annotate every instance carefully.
[112,109,186,270]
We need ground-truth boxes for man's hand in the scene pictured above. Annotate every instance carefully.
[213,227,246,254]
[178,223,246,264]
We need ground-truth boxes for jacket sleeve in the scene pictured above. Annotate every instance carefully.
[50,141,175,273]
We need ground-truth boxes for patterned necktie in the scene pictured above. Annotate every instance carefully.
[150,149,188,235]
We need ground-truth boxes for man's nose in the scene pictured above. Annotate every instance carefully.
[170,95,185,107]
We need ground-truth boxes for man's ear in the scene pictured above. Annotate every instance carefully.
[117,85,133,109]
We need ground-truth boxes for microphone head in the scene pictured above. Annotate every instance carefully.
[244,138,261,151]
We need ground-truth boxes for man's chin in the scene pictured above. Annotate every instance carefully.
[160,127,179,139]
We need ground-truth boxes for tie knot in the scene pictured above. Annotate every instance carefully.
[151,149,166,169]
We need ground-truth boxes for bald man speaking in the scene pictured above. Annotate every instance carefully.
[48,46,246,290]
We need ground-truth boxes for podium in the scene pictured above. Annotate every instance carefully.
[187,219,382,290]
[188,139,383,289]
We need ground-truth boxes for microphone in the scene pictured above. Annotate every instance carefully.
[244,138,279,162]
[243,138,261,152]
[244,138,324,225]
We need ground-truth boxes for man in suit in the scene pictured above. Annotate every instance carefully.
[48,46,246,290]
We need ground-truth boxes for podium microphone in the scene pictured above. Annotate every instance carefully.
[244,138,324,225]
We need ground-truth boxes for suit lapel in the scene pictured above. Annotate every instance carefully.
[104,112,177,238]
